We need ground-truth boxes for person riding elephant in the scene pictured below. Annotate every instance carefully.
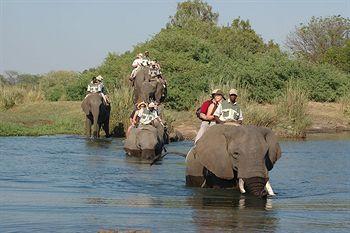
[214,88,243,126]
[141,62,166,105]
[186,125,281,197]
[124,115,167,160]
[131,62,166,105]
[81,92,110,138]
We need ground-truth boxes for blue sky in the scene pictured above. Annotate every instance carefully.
[1,0,349,74]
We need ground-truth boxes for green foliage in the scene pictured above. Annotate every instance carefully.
[323,39,350,73]
[167,0,219,28]
[39,71,78,101]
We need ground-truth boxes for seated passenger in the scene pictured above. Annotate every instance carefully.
[95,75,110,105]
[136,102,161,126]
[149,61,166,87]
[86,76,101,96]
[130,53,143,80]
[213,88,243,125]
[194,89,224,143]
[126,102,146,137]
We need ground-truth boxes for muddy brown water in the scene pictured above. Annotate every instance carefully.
[0,134,349,232]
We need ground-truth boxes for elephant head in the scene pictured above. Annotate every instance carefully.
[186,125,281,197]
[124,119,166,160]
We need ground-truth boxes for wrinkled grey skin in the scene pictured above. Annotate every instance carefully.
[81,93,110,138]
[133,66,166,104]
[124,120,166,160]
[186,125,281,197]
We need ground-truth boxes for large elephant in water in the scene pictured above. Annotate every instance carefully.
[133,66,166,104]
[186,125,281,197]
[124,120,167,160]
[81,93,110,138]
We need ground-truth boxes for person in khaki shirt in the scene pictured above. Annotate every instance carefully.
[214,88,243,125]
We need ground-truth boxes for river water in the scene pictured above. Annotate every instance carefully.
[0,134,349,233]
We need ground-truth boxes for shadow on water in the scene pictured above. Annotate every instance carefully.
[85,137,113,149]
[187,188,278,232]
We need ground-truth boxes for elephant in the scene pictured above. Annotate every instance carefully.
[124,119,168,160]
[133,66,166,104]
[81,93,110,138]
[186,125,281,197]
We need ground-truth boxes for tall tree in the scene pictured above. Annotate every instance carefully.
[286,15,350,62]
[167,0,219,28]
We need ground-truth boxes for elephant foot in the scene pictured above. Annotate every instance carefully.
[186,175,205,187]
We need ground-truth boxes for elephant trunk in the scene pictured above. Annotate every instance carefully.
[241,177,269,198]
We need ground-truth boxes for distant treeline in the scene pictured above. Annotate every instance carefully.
[1,0,349,111]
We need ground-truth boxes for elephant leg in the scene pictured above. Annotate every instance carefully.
[85,116,92,137]
[155,82,164,104]
[103,121,110,137]
[133,87,139,104]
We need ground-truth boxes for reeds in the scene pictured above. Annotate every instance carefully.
[275,80,311,137]
[109,86,134,135]
[0,85,44,110]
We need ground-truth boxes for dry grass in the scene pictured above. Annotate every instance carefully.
[275,80,311,137]
[0,85,44,110]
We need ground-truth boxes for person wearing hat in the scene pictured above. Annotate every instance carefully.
[86,76,100,94]
[126,102,147,137]
[95,75,110,105]
[213,88,243,125]
[130,53,144,81]
[136,102,161,126]
[194,89,224,143]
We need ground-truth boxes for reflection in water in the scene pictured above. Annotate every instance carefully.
[1,136,350,232]
[187,189,278,232]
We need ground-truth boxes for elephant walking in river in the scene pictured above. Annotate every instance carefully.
[124,119,168,160]
[186,125,281,197]
[81,93,110,138]
[132,66,166,104]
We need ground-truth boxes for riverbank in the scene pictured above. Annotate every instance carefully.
[0,101,349,138]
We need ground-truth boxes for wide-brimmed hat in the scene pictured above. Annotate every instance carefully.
[211,89,225,97]
[136,53,143,58]
[96,75,103,81]
[229,88,238,96]
[137,101,146,109]
[148,102,156,108]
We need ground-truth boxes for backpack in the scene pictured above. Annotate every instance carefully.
[195,100,213,120]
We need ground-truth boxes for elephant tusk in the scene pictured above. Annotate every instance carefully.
[265,181,275,196]
[239,178,246,194]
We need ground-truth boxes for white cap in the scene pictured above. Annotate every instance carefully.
[229,88,238,96]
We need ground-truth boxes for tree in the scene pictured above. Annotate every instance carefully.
[167,0,219,28]
[323,39,350,72]
[286,15,350,62]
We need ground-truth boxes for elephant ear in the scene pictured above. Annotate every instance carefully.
[81,98,90,115]
[259,127,282,170]
[195,125,235,179]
